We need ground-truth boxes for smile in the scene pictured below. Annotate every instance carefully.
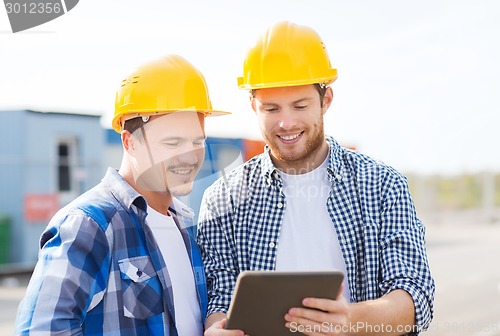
[278,132,303,142]
[170,169,194,175]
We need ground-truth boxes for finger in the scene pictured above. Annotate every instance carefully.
[286,307,346,327]
[286,304,348,332]
[286,308,330,322]
[205,328,244,336]
[302,297,349,314]
[204,319,245,336]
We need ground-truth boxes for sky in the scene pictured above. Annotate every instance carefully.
[1,0,499,175]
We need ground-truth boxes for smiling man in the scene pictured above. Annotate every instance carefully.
[199,22,435,336]
[15,55,237,336]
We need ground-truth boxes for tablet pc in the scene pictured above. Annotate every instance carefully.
[225,270,344,335]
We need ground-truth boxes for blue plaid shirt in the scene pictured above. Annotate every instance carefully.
[198,136,435,333]
[15,168,208,336]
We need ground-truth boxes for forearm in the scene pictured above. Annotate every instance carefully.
[347,289,416,336]
[206,312,228,330]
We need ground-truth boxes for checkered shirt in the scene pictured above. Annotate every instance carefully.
[198,136,435,333]
[15,168,207,335]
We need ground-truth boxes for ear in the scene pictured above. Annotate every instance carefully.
[121,130,135,154]
[322,87,334,114]
[250,95,257,113]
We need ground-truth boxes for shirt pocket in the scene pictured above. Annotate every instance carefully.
[118,256,164,319]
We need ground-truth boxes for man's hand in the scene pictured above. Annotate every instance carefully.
[284,285,349,336]
[285,288,416,336]
[204,313,245,336]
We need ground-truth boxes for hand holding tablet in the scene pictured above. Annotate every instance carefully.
[225,270,344,335]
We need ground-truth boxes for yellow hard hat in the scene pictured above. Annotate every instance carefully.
[112,54,230,133]
[237,21,337,90]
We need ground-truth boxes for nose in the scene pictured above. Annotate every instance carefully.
[177,146,202,165]
[278,109,297,130]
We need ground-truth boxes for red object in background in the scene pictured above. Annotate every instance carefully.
[242,139,266,161]
[24,194,59,222]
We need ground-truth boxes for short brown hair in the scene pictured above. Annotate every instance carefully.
[123,117,145,138]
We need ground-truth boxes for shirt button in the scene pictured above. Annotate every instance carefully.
[269,242,276,248]
[336,173,342,181]
[277,202,283,208]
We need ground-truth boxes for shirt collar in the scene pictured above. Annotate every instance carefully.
[262,135,344,184]
[325,135,345,183]
[261,146,279,182]
[102,168,147,212]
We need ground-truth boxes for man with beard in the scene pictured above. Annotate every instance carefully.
[15,55,242,336]
[199,22,435,336]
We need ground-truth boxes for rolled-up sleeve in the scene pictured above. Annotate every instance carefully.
[378,173,435,332]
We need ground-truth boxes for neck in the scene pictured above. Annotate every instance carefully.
[141,190,172,215]
[119,166,172,215]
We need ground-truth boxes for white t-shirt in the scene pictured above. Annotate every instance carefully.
[146,206,203,336]
[275,156,351,301]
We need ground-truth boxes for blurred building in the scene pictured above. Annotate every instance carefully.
[0,110,104,264]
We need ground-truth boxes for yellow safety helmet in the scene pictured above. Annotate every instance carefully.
[112,54,230,133]
[237,21,337,90]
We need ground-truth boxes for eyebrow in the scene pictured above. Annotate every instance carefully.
[291,97,314,104]
[261,97,314,106]
[160,135,206,142]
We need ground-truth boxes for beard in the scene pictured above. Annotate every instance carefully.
[266,119,325,167]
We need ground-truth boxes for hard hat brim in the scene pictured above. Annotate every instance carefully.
[237,74,337,90]
[112,109,231,133]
